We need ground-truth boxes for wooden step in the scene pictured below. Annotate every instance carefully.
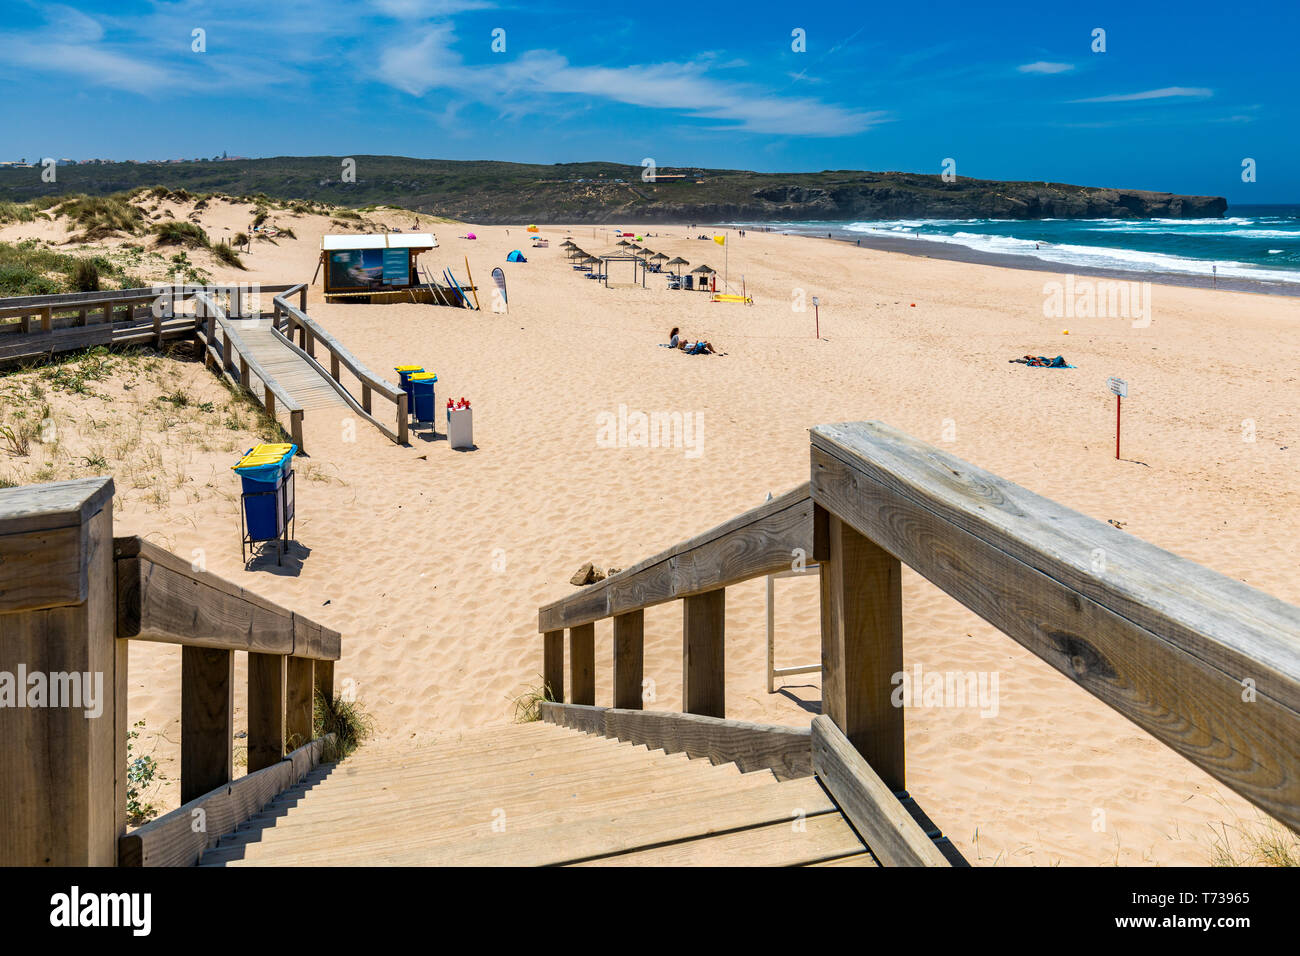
[207,772,781,866]
[572,812,866,867]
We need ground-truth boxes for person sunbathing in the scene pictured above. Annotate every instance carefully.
[668,328,716,354]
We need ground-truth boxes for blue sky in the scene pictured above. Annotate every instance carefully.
[1,0,1296,203]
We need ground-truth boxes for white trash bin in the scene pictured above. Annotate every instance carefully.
[447,406,474,449]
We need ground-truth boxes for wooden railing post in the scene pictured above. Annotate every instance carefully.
[285,656,315,749]
[612,610,644,709]
[817,507,905,791]
[298,285,307,313]
[181,645,234,803]
[682,589,725,717]
[246,652,286,773]
[0,478,124,865]
[569,623,595,705]
[396,392,409,445]
[290,410,304,451]
[314,659,335,707]
[543,630,564,703]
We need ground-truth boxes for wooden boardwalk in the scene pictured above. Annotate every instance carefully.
[198,722,878,867]
[230,318,348,413]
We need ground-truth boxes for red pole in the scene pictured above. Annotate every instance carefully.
[1115,395,1121,460]
[815,304,820,339]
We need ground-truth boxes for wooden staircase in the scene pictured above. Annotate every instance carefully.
[199,722,878,867]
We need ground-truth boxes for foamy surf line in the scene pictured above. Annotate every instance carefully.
[759,224,1300,297]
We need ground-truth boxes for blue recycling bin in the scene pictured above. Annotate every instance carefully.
[394,365,424,418]
[233,444,297,546]
[409,372,437,424]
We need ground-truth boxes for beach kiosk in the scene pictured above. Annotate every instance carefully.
[318,233,439,303]
[233,443,297,565]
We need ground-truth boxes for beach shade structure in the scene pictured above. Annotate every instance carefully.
[691,263,716,291]
[615,239,633,251]
[507,249,527,262]
[527,224,539,233]
[650,252,669,263]
[465,233,477,240]
[667,256,690,271]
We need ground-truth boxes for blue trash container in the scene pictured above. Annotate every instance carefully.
[409,372,437,424]
[394,365,424,418]
[233,444,297,543]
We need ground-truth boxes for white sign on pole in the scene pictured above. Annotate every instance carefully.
[1107,376,1128,398]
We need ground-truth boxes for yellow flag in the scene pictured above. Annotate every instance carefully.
[713,234,726,245]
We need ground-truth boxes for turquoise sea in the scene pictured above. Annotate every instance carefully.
[770,205,1300,286]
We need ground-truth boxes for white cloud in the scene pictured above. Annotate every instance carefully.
[1072,87,1213,103]
[1018,61,1073,74]
[375,31,883,136]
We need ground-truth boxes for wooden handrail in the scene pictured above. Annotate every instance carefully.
[0,478,344,865]
[811,420,1300,830]
[272,286,409,445]
[192,290,305,449]
[537,420,1300,856]
[538,482,814,632]
[114,536,341,660]
[0,283,298,313]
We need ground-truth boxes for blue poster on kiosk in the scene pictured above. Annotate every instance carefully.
[382,249,410,286]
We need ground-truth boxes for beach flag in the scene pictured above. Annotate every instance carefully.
[491,266,507,312]
[713,235,726,245]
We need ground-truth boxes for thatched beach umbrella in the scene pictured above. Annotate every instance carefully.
[667,256,689,270]
[650,252,669,263]
[690,264,715,274]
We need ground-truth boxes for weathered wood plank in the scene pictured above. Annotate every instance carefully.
[539,483,813,631]
[819,513,904,790]
[810,716,950,866]
[683,589,725,718]
[569,623,595,706]
[0,525,86,613]
[181,646,233,804]
[113,537,340,660]
[247,653,285,773]
[118,736,330,866]
[0,491,122,865]
[286,657,314,750]
[572,811,864,867]
[543,629,564,703]
[422,776,836,866]
[540,701,609,735]
[541,703,813,780]
[810,421,1300,830]
[612,610,644,710]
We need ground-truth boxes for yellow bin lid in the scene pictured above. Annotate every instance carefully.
[409,372,437,382]
[394,365,425,372]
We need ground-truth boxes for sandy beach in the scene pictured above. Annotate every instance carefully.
[3,196,1297,866]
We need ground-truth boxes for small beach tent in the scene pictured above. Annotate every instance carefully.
[507,249,527,262]
[465,233,477,240]
[527,224,539,233]
[320,232,438,297]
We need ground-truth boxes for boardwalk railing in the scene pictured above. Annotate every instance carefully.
[191,290,305,450]
[0,477,342,866]
[0,284,296,366]
[540,420,1300,861]
[271,284,409,445]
